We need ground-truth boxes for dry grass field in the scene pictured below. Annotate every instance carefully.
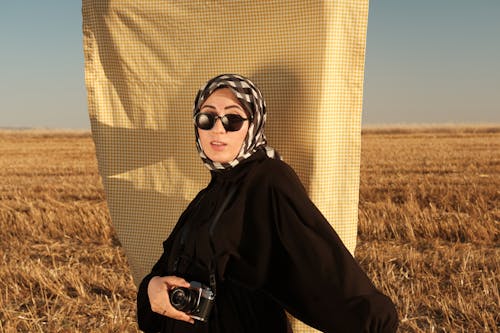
[0,127,498,332]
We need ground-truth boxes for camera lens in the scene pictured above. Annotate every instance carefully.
[170,287,198,312]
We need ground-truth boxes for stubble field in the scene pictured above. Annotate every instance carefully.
[0,127,498,332]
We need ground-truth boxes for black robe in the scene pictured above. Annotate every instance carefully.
[137,149,398,333]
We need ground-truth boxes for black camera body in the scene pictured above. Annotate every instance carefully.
[169,281,215,322]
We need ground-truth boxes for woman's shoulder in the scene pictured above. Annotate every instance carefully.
[248,156,304,190]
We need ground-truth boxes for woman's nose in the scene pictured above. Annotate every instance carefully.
[212,117,226,133]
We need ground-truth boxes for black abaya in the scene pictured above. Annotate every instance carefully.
[137,149,398,333]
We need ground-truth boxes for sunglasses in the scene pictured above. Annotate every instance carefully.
[194,112,250,132]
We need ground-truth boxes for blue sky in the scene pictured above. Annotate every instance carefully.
[364,1,499,125]
[0,1,498,129]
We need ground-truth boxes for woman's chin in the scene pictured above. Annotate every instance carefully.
[206,151,235,164]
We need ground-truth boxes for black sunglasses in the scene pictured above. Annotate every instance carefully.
[194,112,250,132]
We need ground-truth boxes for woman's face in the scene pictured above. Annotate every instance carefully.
[197,88,249,164]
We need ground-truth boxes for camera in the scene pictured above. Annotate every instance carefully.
[169,281,215,322]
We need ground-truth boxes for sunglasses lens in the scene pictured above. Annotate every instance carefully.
[223,114,245,131]
[195,113,248,131]
[195,113,215,130]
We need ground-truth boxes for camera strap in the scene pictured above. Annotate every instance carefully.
[207,183,238,296]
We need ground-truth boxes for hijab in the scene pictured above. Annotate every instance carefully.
[193,74,280,171]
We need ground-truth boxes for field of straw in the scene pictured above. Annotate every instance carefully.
[0,127,498,332]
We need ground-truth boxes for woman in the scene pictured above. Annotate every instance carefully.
[137,74,398,332]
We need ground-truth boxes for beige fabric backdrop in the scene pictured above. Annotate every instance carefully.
[83,1,369,331]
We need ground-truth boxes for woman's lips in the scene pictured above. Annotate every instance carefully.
[210,140,227,151]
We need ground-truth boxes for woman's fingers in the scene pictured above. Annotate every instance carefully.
[161,276,191,289]
[162,303,195,324]
[147,275,194,324]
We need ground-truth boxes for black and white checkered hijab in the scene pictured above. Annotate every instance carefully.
[193,74,280,171]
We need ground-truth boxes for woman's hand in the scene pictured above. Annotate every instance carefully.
[147,275,195,324]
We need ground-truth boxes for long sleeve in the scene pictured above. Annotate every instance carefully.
[137,245,171,332]
[224,159,398,332]
[136,188,209,333]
